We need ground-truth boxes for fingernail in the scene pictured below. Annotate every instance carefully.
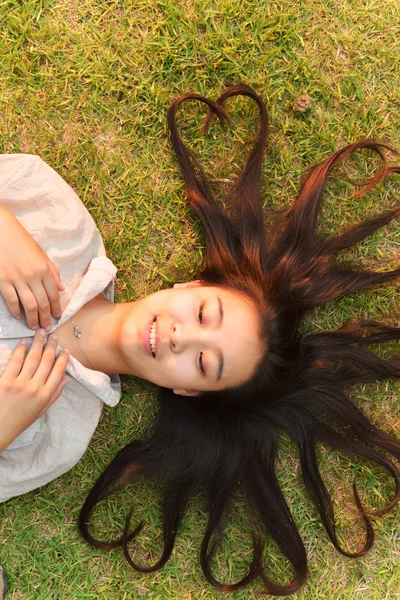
[50,333,58,341]
[38,328,46,336]
[54,313,62,319]
[19,338,27,346]
[45,325,52,333]
[63,348,70,354]
[31,324,39,330]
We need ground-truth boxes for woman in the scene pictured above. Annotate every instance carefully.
[0,103,267,596]
[76,85,399,596]
[0,84,399,594]
[0,156,263,500]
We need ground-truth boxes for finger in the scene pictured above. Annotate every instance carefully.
[15,283,39,330]
[41,348,70,397]
[2,339,27,378]
[48,260,65,292]
[42,269,62,319]
[31,332,58,381]
[32,333,61,380]
[38,377,68,417]
[29,281,53,331]
[0,281,22,319]
[18,329,47,379]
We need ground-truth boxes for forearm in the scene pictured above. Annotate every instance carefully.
[0,205,27,231]
[0,205,15,218]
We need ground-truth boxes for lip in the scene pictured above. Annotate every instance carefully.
[143,318,156,358]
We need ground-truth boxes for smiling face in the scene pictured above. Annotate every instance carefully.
[118,282,264,395]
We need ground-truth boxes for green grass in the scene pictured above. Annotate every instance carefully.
[0,0,399,598]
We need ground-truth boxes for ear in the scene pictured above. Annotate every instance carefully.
[173,280,202,289]
[173,388,200,397]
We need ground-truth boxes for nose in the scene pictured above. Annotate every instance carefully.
[170,322,201,353]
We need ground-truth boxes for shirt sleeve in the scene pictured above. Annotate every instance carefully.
[0,154,107,312]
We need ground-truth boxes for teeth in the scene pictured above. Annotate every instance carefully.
[150,320,157,356]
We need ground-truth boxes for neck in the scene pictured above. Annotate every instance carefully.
[56,297,135,376]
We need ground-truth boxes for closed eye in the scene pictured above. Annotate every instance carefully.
[198,302,205,324]
[198,351,205,375]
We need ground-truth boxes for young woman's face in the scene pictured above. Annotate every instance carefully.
[119,282,264,395]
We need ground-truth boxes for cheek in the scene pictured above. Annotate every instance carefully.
[165,356,178,370]
[164,355,196,386]
[168,303,189,321]
[170,291,195,314]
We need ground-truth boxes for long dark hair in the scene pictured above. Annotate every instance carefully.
[79,84,400,595]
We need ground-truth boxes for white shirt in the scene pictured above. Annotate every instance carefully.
[0,154,121,502]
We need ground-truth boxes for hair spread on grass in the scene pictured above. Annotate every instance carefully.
[79,84,400,595]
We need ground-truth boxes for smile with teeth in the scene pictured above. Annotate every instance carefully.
[150,318,157,357]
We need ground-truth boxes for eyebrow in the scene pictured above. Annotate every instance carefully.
[217,296,224,326]
[216,350,224,382]
[216,297,224,381]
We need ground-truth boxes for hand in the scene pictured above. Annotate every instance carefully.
[0,206,65,331]
[0,329,69,451]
